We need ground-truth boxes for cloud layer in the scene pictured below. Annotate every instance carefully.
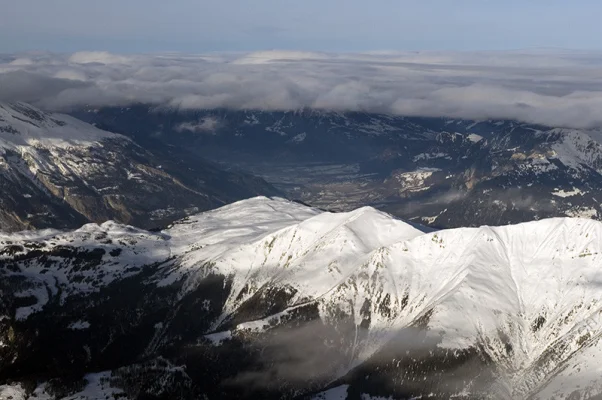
[1,50,602,128]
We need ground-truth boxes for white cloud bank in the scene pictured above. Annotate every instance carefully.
[1,50,602,128]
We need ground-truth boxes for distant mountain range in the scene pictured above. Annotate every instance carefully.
[7,101,599,232]
[2,197,602,399]
[75,105,602,229]
[0,102,279,232]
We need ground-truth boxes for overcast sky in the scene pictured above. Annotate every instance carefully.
[1,0,601,53]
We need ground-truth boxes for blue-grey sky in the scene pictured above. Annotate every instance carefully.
[1,0,601,53]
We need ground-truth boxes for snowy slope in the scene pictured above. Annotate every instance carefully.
[0,102,118,149]
[163,199,602,398]
[2,197,602,399]
[0,221,170,320]
[175,199,602,399]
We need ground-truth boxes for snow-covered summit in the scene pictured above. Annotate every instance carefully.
[170,198,602,398]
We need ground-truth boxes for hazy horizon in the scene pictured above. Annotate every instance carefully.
[1,1,601,53]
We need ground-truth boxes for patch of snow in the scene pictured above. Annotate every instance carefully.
[291,132,307,143]
[0,384,27,400]
[413,152,447,162]
[421,216,438,224]
[243,114,260,125]
[69,320,91,330]
[14,286,49,321]
[204,330,232,345]
[126,170,143,180]
[74,371,125,399]
[265,117,293,136]
[550,129,602,173]
[552,188,583,198]
[566,207,598,219]
[467,133,483,143]
[392,168,439,194]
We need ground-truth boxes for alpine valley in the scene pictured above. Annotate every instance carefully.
[2,197,602,399]
[75,106,602,228]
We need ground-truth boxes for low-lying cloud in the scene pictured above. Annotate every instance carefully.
[1,50,602,128]
[175,117,221,134]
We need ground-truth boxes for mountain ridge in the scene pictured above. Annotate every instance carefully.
[0,102,280,232]
[2,197,602,399]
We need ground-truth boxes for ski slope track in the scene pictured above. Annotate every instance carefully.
[1,197,602,399]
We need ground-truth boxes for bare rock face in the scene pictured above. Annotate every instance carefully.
[1,197,602,399]
[0,102,279,232]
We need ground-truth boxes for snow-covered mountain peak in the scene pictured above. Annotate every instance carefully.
[4,197,602,399]
[166,199,602,398]
[165,196,322,251]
